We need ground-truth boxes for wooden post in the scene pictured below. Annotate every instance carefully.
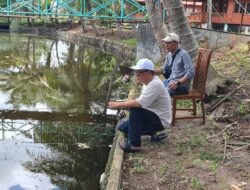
[207,0,212,29]
[239,0,246,33]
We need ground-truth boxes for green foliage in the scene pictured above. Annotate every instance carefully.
[175,159,185,172]
[176,99,193,108]
[198,150,223,162]
[212,44,250,82]
[176,141,190,153]
[112,78,131,100]
[209,160,219,175]
[121,39,137,47]
[190,135,205,147]
[177,134,205,154]
[128,155,149,174]
[159,167,168,177]
[176,133,222,176]
[0,1,7,7]
[192,158,202,167]
[235,102,250,116]
[190,178,204,190]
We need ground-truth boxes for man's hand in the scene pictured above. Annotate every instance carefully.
[169,81,179,90]
[108,101,121,109]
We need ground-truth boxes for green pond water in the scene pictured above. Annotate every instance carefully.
[0,32,127,190]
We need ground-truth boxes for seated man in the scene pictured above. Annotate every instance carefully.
[108,58,171,153]
[154,33,195,96]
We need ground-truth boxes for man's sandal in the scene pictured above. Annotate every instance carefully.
[119,140,141,153]
[150,133,168,142]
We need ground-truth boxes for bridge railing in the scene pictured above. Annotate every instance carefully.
[0,0,148,21]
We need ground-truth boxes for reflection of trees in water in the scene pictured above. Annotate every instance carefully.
[23,144,110,190]
[34,121,114,145]
[0,34,121,189]
[0,35,118,113]
[21,121,113,190]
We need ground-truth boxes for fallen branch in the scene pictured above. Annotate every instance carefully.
[226,142,249,146]
[222,135,228,162]
[226,144,234,149]
[234,143,250,151]
[206,84,243,113]
[206,122,236,140]
[239,136,250,141]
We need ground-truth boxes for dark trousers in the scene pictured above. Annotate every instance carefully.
[117,108,164,147]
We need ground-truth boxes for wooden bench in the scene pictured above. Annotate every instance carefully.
[171,48,212,126]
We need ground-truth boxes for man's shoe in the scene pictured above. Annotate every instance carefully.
[150,132,168,142]
[119,140,141,153]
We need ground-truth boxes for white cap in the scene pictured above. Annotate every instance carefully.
[162,33,179,43]
[130,58,154,71]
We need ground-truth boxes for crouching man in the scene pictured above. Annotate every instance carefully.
[108,58,172,153]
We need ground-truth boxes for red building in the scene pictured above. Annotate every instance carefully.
[137,0,250,33]
[185,0,250,33]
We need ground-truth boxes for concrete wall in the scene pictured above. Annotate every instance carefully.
[57,31,136,62]
[193,28,250,50]
[135,24,250,64]
[135,23,162,63]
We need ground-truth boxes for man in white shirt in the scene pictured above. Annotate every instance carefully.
[108,58,172,153]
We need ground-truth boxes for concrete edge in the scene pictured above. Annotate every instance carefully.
[105,84,138,190]
[105,132,124,190]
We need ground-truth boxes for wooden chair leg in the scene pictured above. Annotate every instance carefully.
[201,99,205,124]
[171,98,177,126]
[192,99,197,116]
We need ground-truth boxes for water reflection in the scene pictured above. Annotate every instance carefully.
[1,119,113,190]
[0,32,118,113]
[0,32,125,190]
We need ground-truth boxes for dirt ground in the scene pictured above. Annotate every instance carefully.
[121,120,250,190]
[119,45,250,190]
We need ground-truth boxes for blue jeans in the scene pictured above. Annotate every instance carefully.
[163,79,189,97]
[117,108,164,147]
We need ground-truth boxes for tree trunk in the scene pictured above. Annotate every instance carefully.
[145,0,198,61]
[144,0,224,95]
[135,23,162,63]
[162,0,198,62]
[84,0,103,36]
[91,20,103,36]
[145,0,169,57]
[81,19,88,33]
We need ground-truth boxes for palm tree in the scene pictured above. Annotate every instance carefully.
[144,0,168,57]
[145,0,198,62]
[162,0,198,61]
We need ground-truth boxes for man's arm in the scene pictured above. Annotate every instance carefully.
[108,100,141,109]
[154,67,163,75]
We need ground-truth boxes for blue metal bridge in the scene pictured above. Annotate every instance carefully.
[0,0,147,21]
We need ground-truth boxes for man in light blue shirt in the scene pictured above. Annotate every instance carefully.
[155,33,195,96]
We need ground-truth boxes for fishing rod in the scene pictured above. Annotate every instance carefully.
[102,60,134,120]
